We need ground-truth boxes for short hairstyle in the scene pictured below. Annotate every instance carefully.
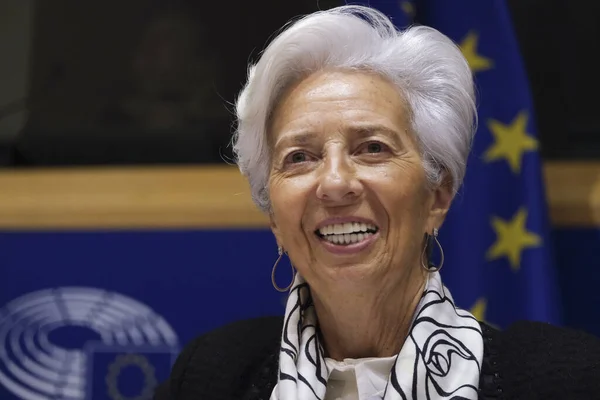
[233,5,477,212]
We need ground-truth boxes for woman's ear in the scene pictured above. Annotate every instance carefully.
[269,210,283,249]
[427,174,454,232]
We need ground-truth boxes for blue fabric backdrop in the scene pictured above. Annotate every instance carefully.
[0,228,599,399]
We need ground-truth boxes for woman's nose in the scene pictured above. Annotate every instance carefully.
[315,154,363,204]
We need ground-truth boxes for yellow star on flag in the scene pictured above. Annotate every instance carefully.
[484,111,538,174]
[399,1,415,18]
[487,207,542,271]
[470,298,487,321]
[459,31,493,73]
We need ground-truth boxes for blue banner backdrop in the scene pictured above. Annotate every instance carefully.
[1,228,600,399]
[0,230,287,400]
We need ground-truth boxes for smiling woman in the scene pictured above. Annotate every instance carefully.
[266,70,450,358]
[148,5,598,400]
[228,8,486,398]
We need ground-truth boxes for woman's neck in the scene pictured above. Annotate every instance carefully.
[312,270,427,361]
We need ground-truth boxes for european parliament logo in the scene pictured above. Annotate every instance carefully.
[0,287,179,400]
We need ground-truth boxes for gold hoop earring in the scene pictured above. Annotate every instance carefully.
[421,228,445,272]
[271,246,296,292]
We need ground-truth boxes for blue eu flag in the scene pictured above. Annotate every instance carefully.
[366,0,561,327]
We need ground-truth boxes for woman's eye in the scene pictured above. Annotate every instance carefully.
[286,151,311,164]
[360,141,388,154]
[367,142,382,153]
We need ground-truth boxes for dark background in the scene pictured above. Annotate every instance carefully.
[0,0,598,165]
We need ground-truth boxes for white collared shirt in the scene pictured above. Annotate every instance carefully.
[324,355,398,400]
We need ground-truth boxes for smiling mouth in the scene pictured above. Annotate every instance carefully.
[315,222,379,245]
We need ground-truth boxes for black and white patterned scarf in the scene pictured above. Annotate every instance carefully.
[270,272,483,400]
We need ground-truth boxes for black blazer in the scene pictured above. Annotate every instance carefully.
[155,316,600,400]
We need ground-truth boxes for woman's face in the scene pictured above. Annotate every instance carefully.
[268,70,451,293]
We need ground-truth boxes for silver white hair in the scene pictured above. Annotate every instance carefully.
[233,5,477,212]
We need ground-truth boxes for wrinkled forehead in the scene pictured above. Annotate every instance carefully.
[266,69,414,148]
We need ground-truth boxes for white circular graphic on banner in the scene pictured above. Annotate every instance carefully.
[0,287,179,400]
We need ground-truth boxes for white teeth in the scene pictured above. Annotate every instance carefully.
[318,222,378,236]
[323,232,375,245]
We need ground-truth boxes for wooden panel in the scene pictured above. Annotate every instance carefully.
[0,166,268,229]
[0,162,598,229]
[544,162,600,227]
